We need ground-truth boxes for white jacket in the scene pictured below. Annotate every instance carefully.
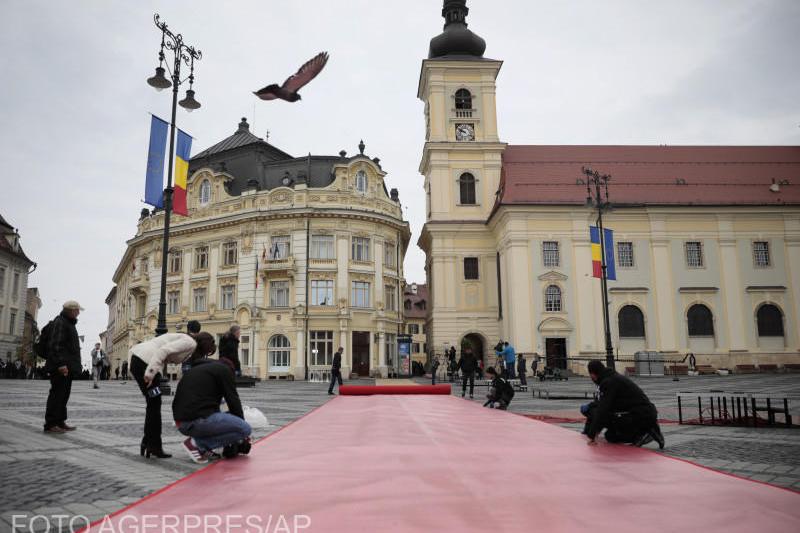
[130,333,197,382]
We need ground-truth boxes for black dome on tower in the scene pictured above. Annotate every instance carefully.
[428,0,486,59]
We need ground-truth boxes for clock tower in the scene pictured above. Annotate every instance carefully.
[418,0,506,359]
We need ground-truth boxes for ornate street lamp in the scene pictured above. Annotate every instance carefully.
[583,167,615,370]
[146,14,202,336]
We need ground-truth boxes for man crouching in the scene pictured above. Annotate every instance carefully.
[584,360,664,449]
[172,332,252,463]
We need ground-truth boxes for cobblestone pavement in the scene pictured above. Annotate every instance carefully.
[1,374,798,532]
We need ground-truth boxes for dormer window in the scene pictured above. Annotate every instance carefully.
[199,180,211,205]
[355,170,367,193]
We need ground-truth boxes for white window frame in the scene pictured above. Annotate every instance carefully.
[351,281,371,308]
[9,309,17,335]
[542,241,560,268]
[168,250,182,274]
[194,247,208,270]
[199,180,211,205]
[545,285,562,312]
[310,235,335,260]
[753,241,770,268]
[384,242,396,268]
[0,265,5,298]
[310,279,334,306]
[352,237,371,262]
[685,241,704,269]
[310,330,333,366]
[269,236,291,260]
[384,285,397,311]
[355,170,367,193]
[270,280,289,308]
[192,287,207,312]
[221,284,236,310]
[268,335,291,371]
[167,290,180,315]
[240,334,251,367]
[617,241,635,268]
[222,242,238,266]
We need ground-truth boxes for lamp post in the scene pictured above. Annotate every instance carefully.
[146,13,202,336]
[582,167,615,370]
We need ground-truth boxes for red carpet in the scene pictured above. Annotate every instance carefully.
[87,395,800,532]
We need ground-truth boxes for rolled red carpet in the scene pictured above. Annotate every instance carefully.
[339,384,451,395]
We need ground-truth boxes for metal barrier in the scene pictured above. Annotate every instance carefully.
[677,391,794,428]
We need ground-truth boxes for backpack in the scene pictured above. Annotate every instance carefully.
[33,320,54,360]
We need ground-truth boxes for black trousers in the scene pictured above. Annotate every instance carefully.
[461,371,475,396]
[44,373,72,429]
[130,355,163,449]
[328,369,343,393]
[603,406,658,444]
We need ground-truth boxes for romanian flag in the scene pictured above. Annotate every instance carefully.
[590,226,617,280]
[173,129,192,216]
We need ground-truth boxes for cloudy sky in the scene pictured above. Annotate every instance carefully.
[1,0,798,365]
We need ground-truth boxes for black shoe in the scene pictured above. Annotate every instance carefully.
[145,447,172,459]
[222,444,239,458]
[59,423,76,432]
[651,426,665,449]
[328,391,334,395]
[239,438,252,455]
[44,425,66,434]
[633,432,654,447]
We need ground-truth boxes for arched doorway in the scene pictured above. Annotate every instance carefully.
[461,333,485,365]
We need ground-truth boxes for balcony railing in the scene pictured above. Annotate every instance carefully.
[453,108,475,118]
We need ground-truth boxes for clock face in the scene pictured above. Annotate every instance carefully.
[455,123,475,141]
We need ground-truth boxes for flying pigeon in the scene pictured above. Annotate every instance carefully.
[254,52,329,102]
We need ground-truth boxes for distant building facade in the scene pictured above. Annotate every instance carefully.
[0,214,35,363]
[108,119,410,379]
[403,283,428,364]
[418,2,800,372]
[21,287,41,365]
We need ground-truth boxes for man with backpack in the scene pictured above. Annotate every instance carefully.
[483,366,515,410]
[40,301,83,433]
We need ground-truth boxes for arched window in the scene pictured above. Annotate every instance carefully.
[545,285,562,312]
[455,89,472,110]
[268,335,290,370]
[199,180,211,205]
[687,304,714,336]
[404,299,412,310]
[459,173,476,205]
[618,305,645,338]
[757,304,784,337]
[355,170,367,193]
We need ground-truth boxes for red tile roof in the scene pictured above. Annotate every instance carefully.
[498,145,800,207]
[403,284,428,319]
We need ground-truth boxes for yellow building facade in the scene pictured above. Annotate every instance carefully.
[108,120,410,379]
[418,2,800,373]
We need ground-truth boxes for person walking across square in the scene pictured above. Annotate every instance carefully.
[328,347,344,395]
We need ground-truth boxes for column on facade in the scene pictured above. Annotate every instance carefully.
[650,237,678,352]
[295,327,305,380]
[209,245,219,310]
[717,220,747,351]
[572,233,599,353]
[181,249,192,311]
[375,239,387,375]
[784,217,800,349]
[504,238,533,352]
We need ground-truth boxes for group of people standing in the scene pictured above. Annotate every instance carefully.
[42,302,252,463]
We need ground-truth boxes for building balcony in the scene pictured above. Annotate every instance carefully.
[452,108,476,118]
[262,256,295,273]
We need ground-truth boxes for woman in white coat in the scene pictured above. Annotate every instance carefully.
[129,332,200,458]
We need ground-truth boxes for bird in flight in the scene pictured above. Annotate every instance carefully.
[254,52,329,102]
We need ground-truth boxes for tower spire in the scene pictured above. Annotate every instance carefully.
[428,0,486,59]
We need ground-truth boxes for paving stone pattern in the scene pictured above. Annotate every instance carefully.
[1,374,799,532]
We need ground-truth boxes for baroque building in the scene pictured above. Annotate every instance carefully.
[108,118,410,379]
[0,214,36,363]
[418,1,800,372]
[402,282,428,364]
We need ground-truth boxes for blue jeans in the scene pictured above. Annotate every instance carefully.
[178,412,252,452]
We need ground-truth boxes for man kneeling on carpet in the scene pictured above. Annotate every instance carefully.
[172,334,252,463]
[584,360,665,449]
[483,367,515,410]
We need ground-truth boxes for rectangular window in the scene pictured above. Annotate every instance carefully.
[12,271,20,302]
[9,309,17,335]
[0,305,3,333]
[617,241,634,268]
[223,242,238,266]
[408,324,419,335]
[221,285,236,310]
[385,333,397,367]
[542,241,560,267]
[351,281,371,308]
[0,266,5,297]
[384,285,396,311]
[352,237,371,262]
[412,343,420,353]
[464,257,479,280]
[270,281,289,308]
[384,242,396,268]
[136,295,146,318]
[167,290,180,315]
[685,241,704,268]
[310,280,334,306]
[753,241,770,267]
[269,236,290,260]
[310,235,335,259]
[194,247,208,270]
[168,250,182,273]
[310,330,333,366]
[193,287,207,312]
[240,335,250,367]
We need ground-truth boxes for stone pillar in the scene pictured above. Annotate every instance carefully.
[377,331,386,377]
[295,327,305,380]
[209,245,219,308]
[505,239,533,352]
[718,223,747,351]
[651,237,678,352]
[784,218,800,349]
[182,250,191,309]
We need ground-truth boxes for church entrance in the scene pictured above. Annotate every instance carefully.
[352,331,371,377]
[461,333,485,367]
[545,338,567,369]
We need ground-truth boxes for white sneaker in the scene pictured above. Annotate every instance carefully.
[182,437,208,464]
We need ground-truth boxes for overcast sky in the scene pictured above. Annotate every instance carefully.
[1,0,798,365]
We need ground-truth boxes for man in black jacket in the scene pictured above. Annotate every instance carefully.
[218,324,242,376]
[584,360,665,448]
[173,348,252,463]
[328,347,343,395]
[458,348,478,399]
[43,301,84,433]
[483,366,514,409]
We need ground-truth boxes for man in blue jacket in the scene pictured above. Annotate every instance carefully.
[499,342,516,379]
